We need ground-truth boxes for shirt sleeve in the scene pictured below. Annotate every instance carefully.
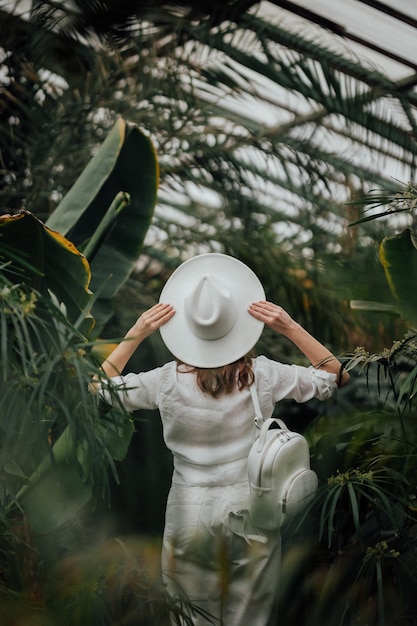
[255,355,337,403]
[97,367,164,412]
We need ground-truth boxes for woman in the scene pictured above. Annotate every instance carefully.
[96,254,349,626]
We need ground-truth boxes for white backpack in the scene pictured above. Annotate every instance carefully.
[247,385,318,530]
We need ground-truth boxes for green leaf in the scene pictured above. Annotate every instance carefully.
[80,191,130,262]
[17,413,134,536]
[323,485,343,548]
[45,118,159,327]
[96,415,135,462]
[347,480,361,536]
[16,427,92,534]
[396,363,417,410]
[349,300,399,315]
[0,211,93,332]
[379,229,417,326]
[348,208,409,226]
[19,463,92,536]
[0,460,30,488]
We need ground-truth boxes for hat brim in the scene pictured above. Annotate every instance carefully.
[159,253,265,368]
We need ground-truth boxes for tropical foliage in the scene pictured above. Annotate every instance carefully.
[0,113,159,538]
[2,1,417,625]
[0,116,186,622]
[277,185,417,626]
[2,0,416,265]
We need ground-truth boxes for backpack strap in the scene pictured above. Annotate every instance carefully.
[250,384,288,432]
[249,384,264,429]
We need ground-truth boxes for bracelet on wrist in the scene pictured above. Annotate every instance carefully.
[313,355,337,369]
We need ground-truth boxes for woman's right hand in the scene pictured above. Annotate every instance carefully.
[130,303,175,340]
[99,303,175,378]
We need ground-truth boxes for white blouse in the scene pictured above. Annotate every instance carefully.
[99,356,337,486]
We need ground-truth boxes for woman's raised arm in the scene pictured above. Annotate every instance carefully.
[100,303,175,378]
[248,301,349,387]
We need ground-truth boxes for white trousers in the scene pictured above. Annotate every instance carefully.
[161,482,281,626]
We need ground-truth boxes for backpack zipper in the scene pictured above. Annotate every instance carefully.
[256,429,290,488]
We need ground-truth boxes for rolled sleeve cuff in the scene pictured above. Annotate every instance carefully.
[310,366,338,399]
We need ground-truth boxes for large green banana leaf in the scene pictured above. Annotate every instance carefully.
[46,117,159,328]
[379,228,417,327]
[0,218,134,541]
[17,414,134,538]
[0,119,157,557]
[0,210,93,332]
[1,118,157,546]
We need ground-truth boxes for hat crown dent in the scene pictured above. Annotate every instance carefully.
[184,274,238,341]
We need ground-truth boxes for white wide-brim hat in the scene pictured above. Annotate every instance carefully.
[159,253,265,368]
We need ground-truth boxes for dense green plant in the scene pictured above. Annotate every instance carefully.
[0,113,159,545]
[278,405,417,625]
[2,1,416,335]
[0,245,192,625]
[2,3,417,623]
[277,184,417,626]
[0,116,190,622]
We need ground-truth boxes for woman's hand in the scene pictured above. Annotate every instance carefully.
[100,303,175,378]
[249,300,349,386]
[130,303,175,340]
[248,301,299,337]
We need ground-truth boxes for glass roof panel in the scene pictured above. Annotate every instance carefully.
[262,0,417,80]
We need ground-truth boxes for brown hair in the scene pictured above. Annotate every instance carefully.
[178,354,255,398]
